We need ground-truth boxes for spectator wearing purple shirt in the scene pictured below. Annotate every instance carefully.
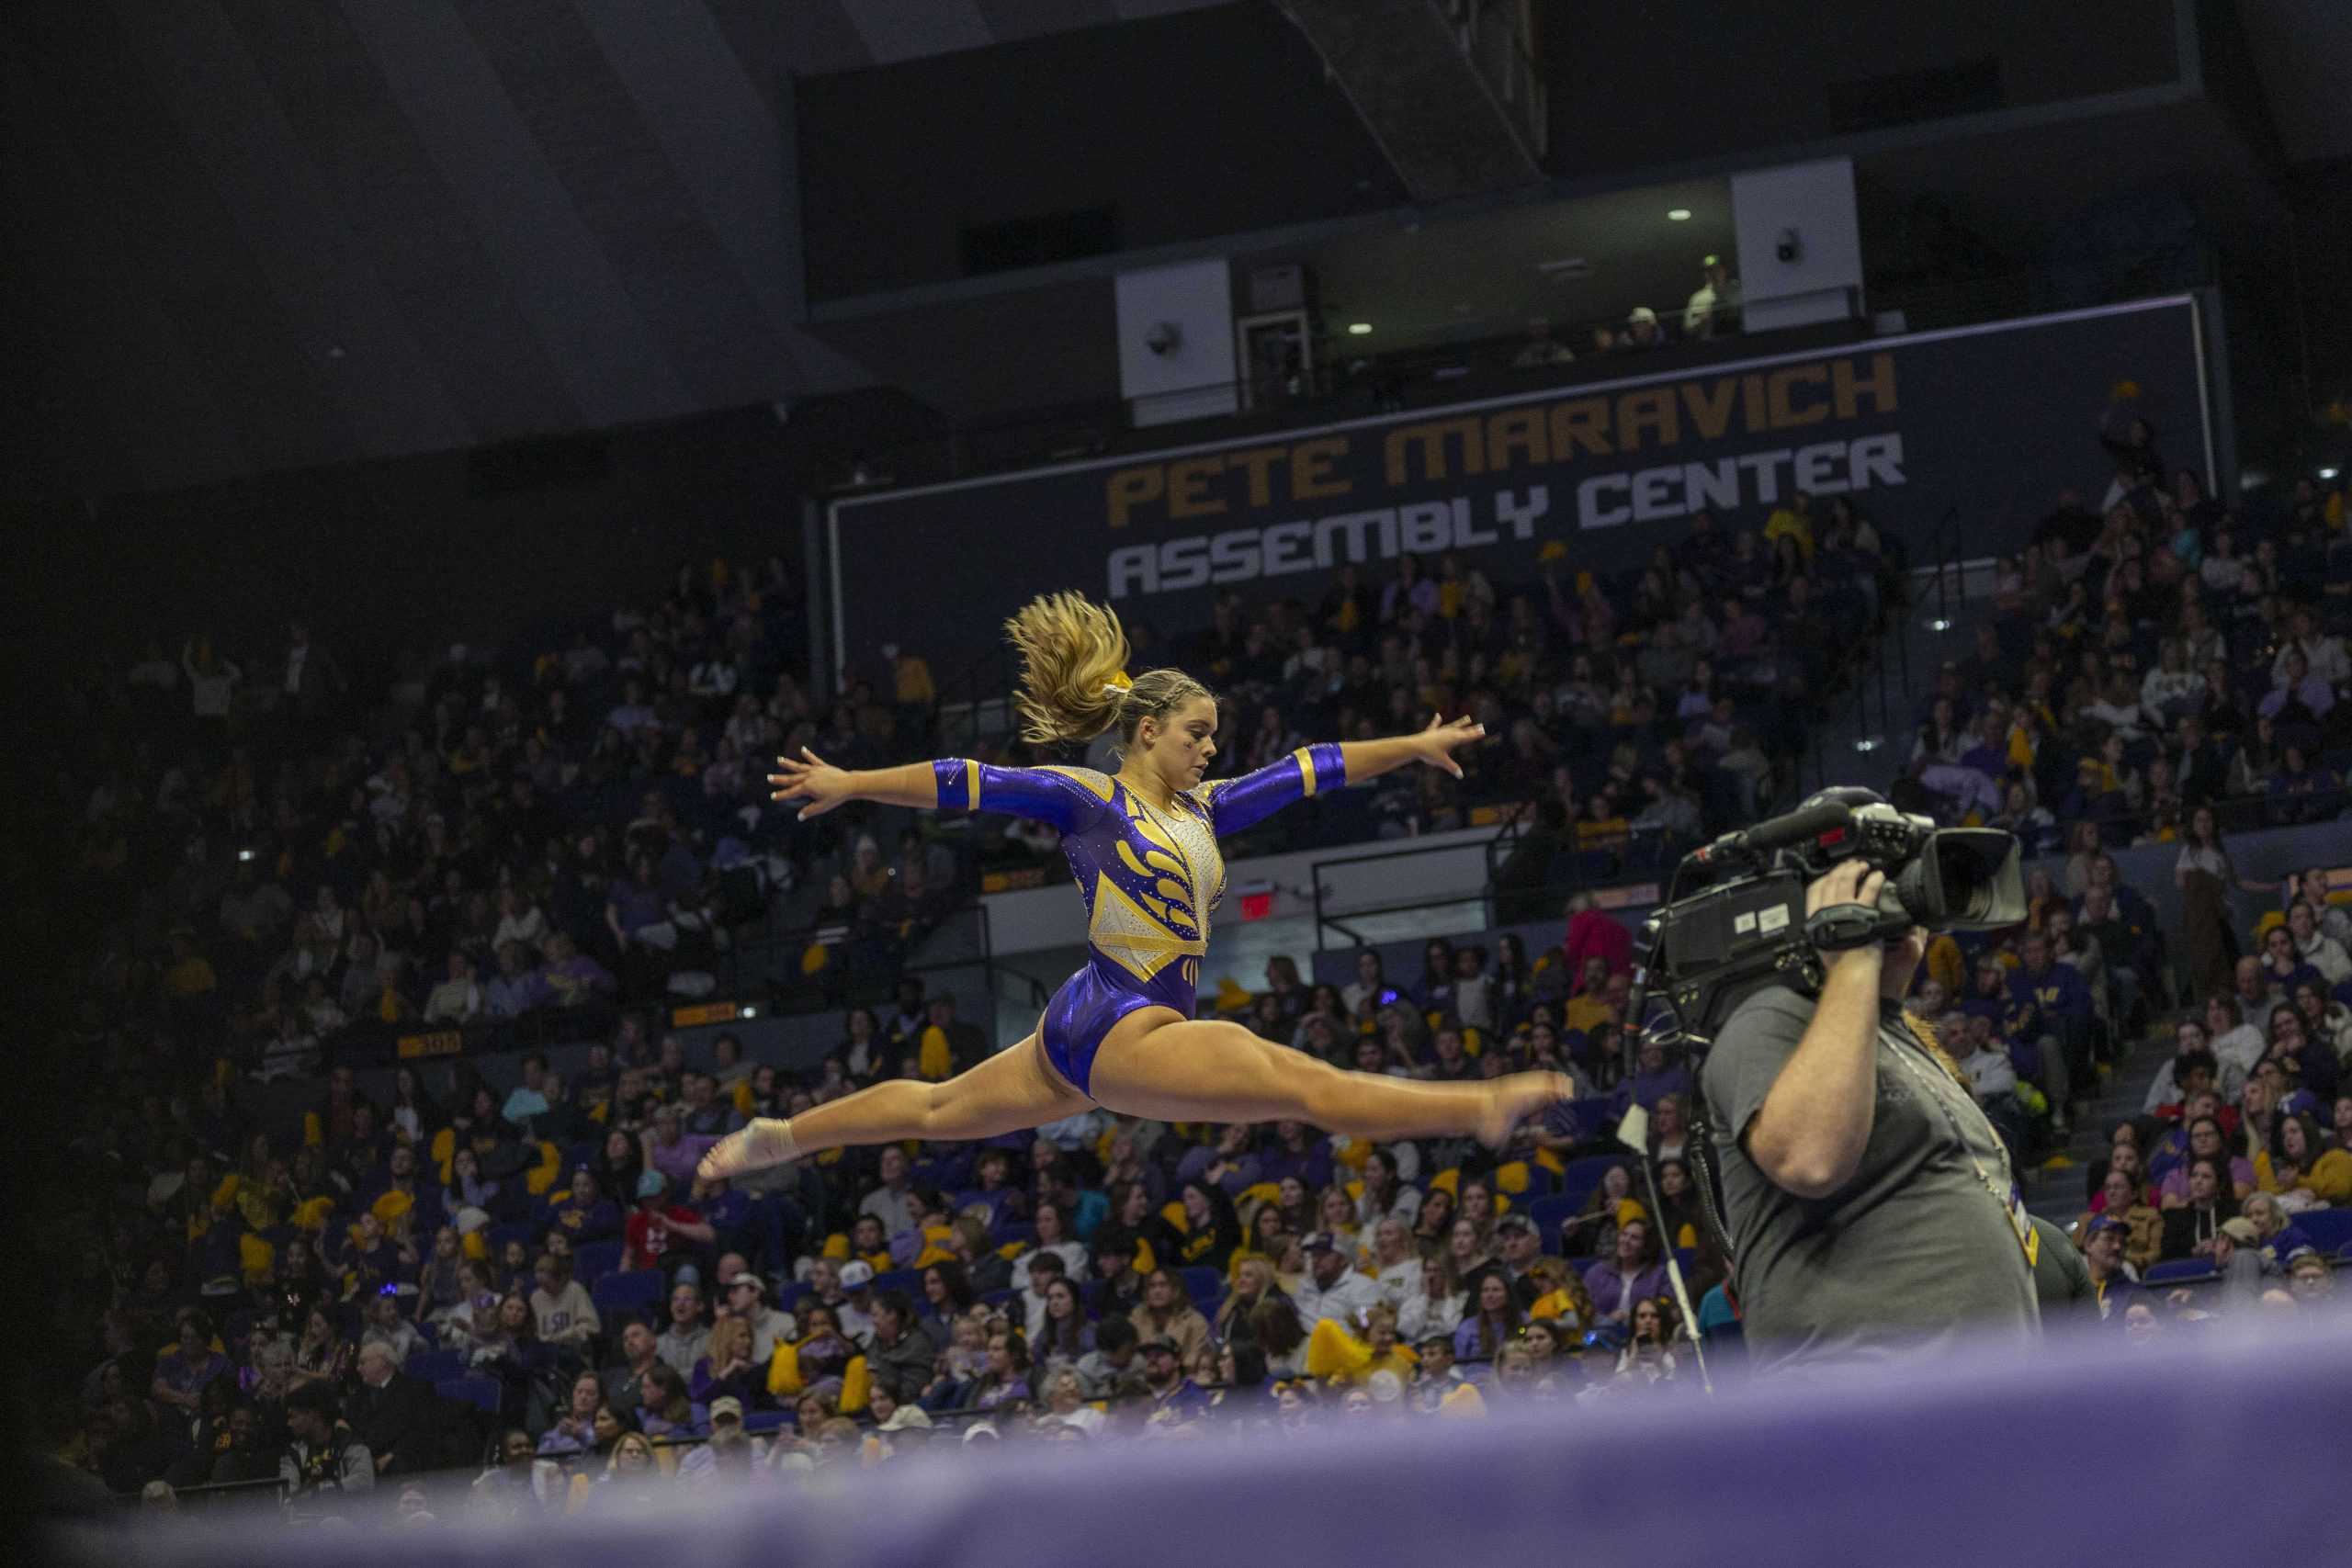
[1256,1122,1332,1192]
[1585,1218,1668,1325]
[1174,1123,1261,1196]
[1622,1036,1694,1112]
[538,932,615,1008]
[150,1309,229,1414]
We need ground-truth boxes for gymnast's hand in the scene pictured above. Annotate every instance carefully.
[1412,713,1487,778]
[769,747,853,818]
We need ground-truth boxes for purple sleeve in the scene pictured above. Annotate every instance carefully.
[931,761,1108,832]
[1201,743,1346,836]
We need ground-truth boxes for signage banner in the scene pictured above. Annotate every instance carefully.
[831,297,2211,674]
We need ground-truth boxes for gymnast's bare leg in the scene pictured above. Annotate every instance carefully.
[700,1013,1565,1177]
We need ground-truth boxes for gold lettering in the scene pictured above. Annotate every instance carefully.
[1487,407,1548,471]
[1292,436,1351,501]
[1679,378,1737,441]
[1833,353,1899,418]
[1741,374,1769,433]
[1616,388,1680,451]
[1167,457,1227,519]
[1383,418,1485,486]
[1223,446,1286,509]
[1106,466,1165,529]
[1547,397,1612,457]
[1767,365,1830,427]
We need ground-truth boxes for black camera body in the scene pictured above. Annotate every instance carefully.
[1633,790,2025,1053]
[1618,789,2027,1273]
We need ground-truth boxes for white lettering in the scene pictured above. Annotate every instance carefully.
[1106,545,1159,597]
[1399,501,1452,554]
[1452,496,1498,548]
[1159,535,1210,592]
[1849,432,1905,491]
[1314,509,1395,567]
[1793,441,1849,494]
[1631,467,1681,523]
[1577,475,1632,529]
[1733,449,1788,505]
[1207,529,1261,583]
[1261,521,1314,576]
[1684,459,1739,513]
[1493,486,1548,540]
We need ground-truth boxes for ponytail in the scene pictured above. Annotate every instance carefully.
[1004,592,1215,750]
[1005,592,1131,747]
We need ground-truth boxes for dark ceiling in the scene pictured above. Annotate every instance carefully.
[1,0,1236,502]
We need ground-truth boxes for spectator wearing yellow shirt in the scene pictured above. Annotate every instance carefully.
[164,929,217,998]
[1763,491,1816,561]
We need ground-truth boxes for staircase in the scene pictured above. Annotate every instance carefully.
[2019,1015,2179,1223]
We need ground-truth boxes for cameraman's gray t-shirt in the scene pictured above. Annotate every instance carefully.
[1702,986,2039,1375]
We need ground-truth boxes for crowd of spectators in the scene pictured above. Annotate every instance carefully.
[1895,455,2348,846]
[974,490,1897,907]
[72,558,1004,1089]
[58,925,1743,1521]
[37,390,2350,1521]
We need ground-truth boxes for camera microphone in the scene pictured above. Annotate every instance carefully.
[1691,798,1854,865]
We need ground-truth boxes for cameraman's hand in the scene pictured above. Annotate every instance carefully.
[1806,862,1886,979]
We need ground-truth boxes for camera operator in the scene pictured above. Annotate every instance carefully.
[1702,859,2040,1375]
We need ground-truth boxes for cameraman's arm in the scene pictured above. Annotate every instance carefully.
[1743,866,1888,1200]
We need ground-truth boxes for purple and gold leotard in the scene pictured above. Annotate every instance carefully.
[932,744,1346,1096]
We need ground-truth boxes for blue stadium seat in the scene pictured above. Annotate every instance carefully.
[593,1269,666,1320]
[871,1269,922,1297]
[573,1239,623,1286]
[744,1410,788,1436]
[404,1348,465,1382]
[2143,1259,2216,1286]
[1180,1266,1222,1305]
[1527,1195,1581,1250]
[2290,1210,2352,1254]
[488,1220,537,1256]
[979,1287,1016,1309]
[436,1376,502,1414]
[1558,1155,1624,1208]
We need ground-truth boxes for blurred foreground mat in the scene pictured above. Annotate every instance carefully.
[59,1308,2352,1568]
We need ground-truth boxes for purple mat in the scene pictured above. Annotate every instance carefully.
[68,1308,2351,1568]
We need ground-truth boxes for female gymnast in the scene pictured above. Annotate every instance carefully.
[700,592,1569,1180]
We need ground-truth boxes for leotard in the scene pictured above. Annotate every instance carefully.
[931,744,1346,1095]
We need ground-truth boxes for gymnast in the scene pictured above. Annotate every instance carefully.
[701,592,1570,1181]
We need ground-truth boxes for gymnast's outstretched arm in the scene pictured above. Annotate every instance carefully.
[1203,715,1485,836]
[768,749,1105,831]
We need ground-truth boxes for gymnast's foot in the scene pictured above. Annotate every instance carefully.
[1476,1073,1576,1150]
[698,1117,801,1180]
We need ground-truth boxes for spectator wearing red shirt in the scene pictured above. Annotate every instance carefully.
[1562,891,1633,983]
[623,1169,714,1273]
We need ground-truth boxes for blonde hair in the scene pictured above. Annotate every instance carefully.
[1005,592,1211,748]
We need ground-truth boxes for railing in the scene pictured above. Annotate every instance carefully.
[831,286,1866,495]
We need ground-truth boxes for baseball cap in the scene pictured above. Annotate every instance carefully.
[674,1262,702,1289]
[725,1273,764,1299]
[635,1170,666,1200]
[879,1404,933,1432]
[1139,1337,1179,1358]
[2220,1217,2260,1246]
[2085,1214,2128,1238]
[839,1260,875,1290]
[708,1396,743,1422]
[1495,1213,1537,1237]
[1302,1232,1342,1255]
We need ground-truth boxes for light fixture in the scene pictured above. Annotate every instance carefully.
[1667,208,1692,221]
[1347,321,1373,335]
[2322,466,2342,480]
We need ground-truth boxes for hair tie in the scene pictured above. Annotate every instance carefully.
[1102,671,1133,697]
